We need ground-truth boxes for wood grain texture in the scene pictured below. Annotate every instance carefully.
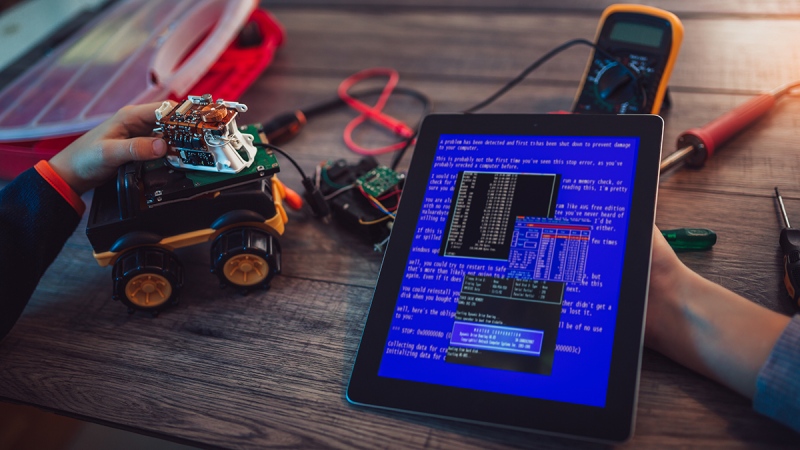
[246,71,800,198]
[263,1,800,16]
[3,1,800,448]
[262,9,800,92]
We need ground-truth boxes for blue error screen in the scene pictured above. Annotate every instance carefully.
[378,134,639,407]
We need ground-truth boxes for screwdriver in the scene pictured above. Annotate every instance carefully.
[660,80,800,174]
[661,228,717,251]
[774,187,800,304]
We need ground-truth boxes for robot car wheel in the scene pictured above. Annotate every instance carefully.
[112,246,184,313]
[210,227,281,291]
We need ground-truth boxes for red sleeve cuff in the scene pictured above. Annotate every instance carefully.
[34,160,86,216]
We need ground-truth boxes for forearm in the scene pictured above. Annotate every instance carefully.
[0,163,82,340]
[646,263,791,398]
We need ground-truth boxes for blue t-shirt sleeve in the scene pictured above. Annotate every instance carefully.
[754,314,800,432]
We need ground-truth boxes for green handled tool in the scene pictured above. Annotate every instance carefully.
[661,228,717,251]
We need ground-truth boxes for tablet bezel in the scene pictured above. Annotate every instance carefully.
[347,113,663,443]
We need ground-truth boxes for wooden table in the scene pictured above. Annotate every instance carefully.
[3,1,800,447]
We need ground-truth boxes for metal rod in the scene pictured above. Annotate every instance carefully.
[776,187,792,228]
[659,145,695,174]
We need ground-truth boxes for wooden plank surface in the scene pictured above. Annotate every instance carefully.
[264,0,800,16]
[261,8,800,92]
[3,1,800,448]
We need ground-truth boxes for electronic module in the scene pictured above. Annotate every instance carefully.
[155,94,258,173]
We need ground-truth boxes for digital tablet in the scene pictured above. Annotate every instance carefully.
[347,113,663,443]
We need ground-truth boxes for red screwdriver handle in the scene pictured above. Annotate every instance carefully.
[677,93,776,167]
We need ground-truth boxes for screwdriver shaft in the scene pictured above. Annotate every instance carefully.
[776,187,792,229]
[659,144,695,173]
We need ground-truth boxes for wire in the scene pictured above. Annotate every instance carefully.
[372,201,396,217]
[324,184,355,200]
[359,215,392,225]
[376,188,401,201]
[373,234,392,252]
[278,79,431,170]
[320,162,350,189]
[254,143,309,180]
[302,86,432,122]
[340,86,430,170]
[254,142,333,219]
[336,68,430,158]
[339,68,412,135]
[463,38,644,113]
[358,185,397,217]
[772,80,800,98]
[390,133,417,171]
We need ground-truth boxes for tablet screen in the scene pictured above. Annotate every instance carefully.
[378,133,638,408]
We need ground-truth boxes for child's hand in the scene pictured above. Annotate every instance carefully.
[48,101,174,195]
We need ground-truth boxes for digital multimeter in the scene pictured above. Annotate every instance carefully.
[572,4,683,114]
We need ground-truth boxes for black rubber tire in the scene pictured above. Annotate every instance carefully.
[112,247,183,313]
[210,227,281,290]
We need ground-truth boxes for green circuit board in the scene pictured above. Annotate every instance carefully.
[142,125,280,206]
[356,165,403,197]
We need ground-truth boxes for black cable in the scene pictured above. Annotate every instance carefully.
[284,87,431,171]
[300,96,346,119]
[254,142,331,220]
[390,133,417,171]
[463,38,643,113]
[254,142,308,180]
[256,39,649,224]
[261,86,431,171]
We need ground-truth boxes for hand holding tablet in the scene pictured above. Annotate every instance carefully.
[348,113,663,443]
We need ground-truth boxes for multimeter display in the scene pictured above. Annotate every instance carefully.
[609,23,664,47]
[573,7,683,115]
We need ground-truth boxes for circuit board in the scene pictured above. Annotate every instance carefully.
[142,124,279,206]
[317,157,403,247]
[356,165,404,197]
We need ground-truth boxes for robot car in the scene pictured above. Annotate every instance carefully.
[86,96,289,315]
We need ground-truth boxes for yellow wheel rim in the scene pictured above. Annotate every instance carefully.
[223,254,269,286]
[125,274,172,308]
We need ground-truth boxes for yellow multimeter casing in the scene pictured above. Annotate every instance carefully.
[572,4,683,115]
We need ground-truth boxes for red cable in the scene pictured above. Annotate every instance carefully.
[337,68,416,155]
[376,188,401,201]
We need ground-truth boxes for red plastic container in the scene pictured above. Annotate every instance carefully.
[0,1,284,179]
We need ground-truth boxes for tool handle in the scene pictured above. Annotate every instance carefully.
[779,228,800,304]
[661,228,717,251]
[678,93,776,167]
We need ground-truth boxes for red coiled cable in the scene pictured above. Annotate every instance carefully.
[337,68,416,155]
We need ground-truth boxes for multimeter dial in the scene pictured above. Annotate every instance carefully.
[582,54,654,113]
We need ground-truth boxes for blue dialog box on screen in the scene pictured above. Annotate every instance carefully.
[450,322,545,356]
